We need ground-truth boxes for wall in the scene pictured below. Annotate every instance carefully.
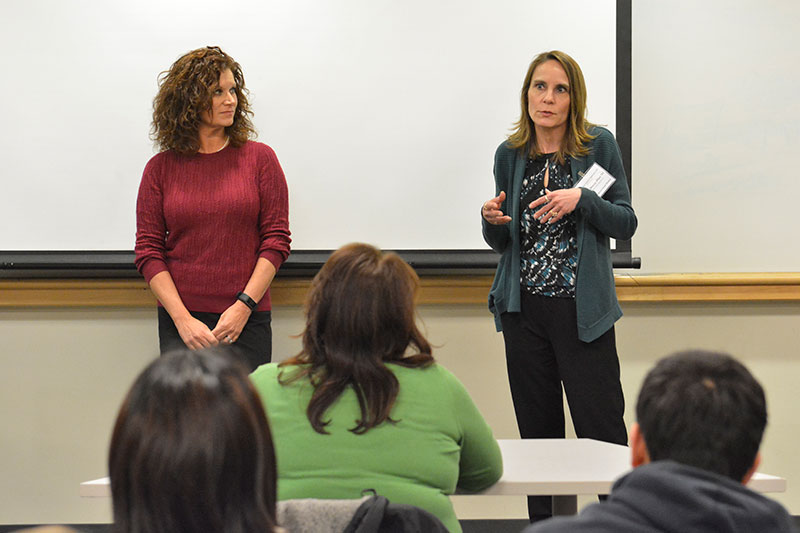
[2,301,799,524]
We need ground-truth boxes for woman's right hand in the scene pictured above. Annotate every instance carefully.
[174,316,219,350]
[146,271,219,350]
[482,191,512,225]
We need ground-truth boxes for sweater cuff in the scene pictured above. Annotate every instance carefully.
[139,259,168,284]
[259,250,286,271]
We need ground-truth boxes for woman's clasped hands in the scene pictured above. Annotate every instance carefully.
[482,188,582,226]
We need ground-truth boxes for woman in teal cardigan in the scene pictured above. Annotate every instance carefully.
[251,243,502,532]
[481,50,636,523]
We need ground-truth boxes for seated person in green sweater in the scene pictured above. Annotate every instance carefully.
[251,243,503,532]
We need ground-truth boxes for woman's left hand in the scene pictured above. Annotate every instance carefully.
[211,301,252,345]
[530,188,581,224]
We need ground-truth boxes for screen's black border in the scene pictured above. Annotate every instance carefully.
[0,249,637,279]
[614,0,637,267]
[0,0,639,279]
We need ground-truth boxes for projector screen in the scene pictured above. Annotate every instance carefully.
[0,0,617,252]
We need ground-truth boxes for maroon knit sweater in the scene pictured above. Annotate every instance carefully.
[134,141,291,313]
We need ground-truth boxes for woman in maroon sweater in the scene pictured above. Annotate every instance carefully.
[135,46,290,370]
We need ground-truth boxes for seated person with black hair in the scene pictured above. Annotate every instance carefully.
[524,349,797,533]
[109,348,281,533]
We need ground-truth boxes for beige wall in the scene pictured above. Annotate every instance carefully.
[1,301,799,524]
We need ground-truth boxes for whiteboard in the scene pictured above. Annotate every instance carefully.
[0,0,616,251]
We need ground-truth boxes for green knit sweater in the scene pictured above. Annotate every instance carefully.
[251,362,503,533]
[482,127,637,342]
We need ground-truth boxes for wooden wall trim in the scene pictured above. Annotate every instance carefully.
[614,273,800,302]
[2,273,800,308]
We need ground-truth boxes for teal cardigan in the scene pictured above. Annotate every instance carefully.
[482,127,637,342]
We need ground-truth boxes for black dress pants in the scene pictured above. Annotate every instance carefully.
[500,291,627,522]
[157,307,272,372]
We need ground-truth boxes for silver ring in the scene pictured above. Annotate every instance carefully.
[225,336,233,344]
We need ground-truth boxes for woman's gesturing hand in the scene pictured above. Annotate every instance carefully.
[529,187,581,224]
[482,191,512,225]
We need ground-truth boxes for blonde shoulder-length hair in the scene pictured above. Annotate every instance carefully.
[507,50,596,164]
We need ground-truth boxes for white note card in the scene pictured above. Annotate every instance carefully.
[574,163,616,197]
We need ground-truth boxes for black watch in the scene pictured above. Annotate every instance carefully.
[236,291,257,310]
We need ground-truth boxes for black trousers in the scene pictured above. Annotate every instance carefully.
[500,291,627,521]
[157,307,272,372]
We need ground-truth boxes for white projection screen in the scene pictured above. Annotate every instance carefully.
[0,0,617,253]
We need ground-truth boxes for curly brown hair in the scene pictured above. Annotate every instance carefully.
[151,46,256,154]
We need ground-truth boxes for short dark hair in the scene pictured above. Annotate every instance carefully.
[151,46,256,154]
[636,350,767,481]
[109,348,278,533]
[279,243,434,435]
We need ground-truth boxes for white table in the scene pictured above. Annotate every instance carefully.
[80,477,112,498]
[480,439,786,514]
[81,438,787,515]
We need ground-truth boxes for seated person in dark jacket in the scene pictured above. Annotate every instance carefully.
[524,349,797,533]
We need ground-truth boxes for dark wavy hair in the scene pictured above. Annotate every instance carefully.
[151,46,256,154]
[507,50,596,164]
[636,350,767,482]
[279,243,435,435]
[109,348,278,533]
